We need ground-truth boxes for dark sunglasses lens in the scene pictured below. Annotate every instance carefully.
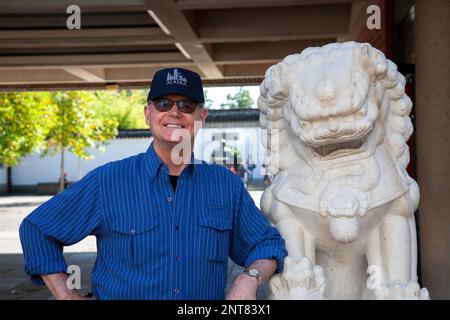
[177,100,197,113]
[155,98,172,111]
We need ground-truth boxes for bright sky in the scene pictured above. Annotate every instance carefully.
[204,85,260,109]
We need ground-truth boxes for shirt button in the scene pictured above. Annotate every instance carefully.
[174,288,180,294]
[130,228,136,235]
[176,256,180,261]
[167,197,172,202]
[175,225,179,231]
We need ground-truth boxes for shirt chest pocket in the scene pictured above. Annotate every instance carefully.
[197,207,233,263]
[110,218,158,266]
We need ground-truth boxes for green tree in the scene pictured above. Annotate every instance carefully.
[203,89,214,109]
[220,87,254,109]
[43,91,118,192]
[0,92,53,192]
[91,89,147,129]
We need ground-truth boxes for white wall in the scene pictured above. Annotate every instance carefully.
[195,127,265,178]
[0,165,6,189]
[11,127,266,186]
[12,138,152,186]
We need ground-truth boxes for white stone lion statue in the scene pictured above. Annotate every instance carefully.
[258,42,429,300]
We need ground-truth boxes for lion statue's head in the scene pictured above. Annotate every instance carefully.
[259,41,413,175]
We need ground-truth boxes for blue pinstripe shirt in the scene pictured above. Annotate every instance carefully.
[19,143,287,300]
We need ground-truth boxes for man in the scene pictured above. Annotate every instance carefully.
[19,67,287,300]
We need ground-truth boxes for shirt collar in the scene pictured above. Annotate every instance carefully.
[144,142,199,181]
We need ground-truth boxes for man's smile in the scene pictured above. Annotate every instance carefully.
[163,123,185,129]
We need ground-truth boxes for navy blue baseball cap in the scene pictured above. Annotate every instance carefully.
[147,67,205,103]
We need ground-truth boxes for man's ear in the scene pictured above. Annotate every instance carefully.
[199,107,208,124]
[144,104,151,126]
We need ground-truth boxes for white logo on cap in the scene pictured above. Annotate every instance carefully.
[166,68,187,86]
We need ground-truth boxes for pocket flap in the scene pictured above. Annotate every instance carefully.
[198,207,232,231]
[111,218,158,235]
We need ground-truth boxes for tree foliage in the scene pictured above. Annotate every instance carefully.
[91,89,147,130]
[0,92,53,166]
[42,91,118,192]
[0,91,120,192]
[203,89,214,109]
[220,87,254,109]
[42,91,118,159]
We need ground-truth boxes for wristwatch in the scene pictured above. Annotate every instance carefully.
[243,268,262,284]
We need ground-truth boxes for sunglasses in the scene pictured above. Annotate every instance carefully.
[150,98,202,114]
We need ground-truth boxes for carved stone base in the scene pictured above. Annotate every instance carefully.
[269,257,326,300]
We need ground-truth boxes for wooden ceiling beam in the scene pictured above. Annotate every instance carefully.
[62,67,105,82]
[0,69,83,84]
[0,0,147,14]
[0,27,167,40]
[147,0,351,10]
[0,52,187,68]
[195,4,351,40]
[219,63,274,77]
[145,1,223,78]
[211,39,335,63]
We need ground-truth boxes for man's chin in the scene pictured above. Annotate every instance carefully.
[153,130,195,146]
[160,136,192,145]
[158,138,180,145]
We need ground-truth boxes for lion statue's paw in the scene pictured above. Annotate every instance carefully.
[371,280,430,300]
[269,256,326,300]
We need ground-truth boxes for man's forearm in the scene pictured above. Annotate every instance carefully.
[42,273,82,300]
[226,259,278,300]
[247,259,278,284]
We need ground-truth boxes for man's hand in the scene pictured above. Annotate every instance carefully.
[226,259,278,300]
[42,273,96,300]
[61,291,96,300]
[226,273,259,300]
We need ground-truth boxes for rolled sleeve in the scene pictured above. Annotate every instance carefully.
[19,169,102,285]
[243,231,287,273]
[229,180,287,273]
[19,219,68,285]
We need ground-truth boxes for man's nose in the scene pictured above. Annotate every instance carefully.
[168,103,182,117]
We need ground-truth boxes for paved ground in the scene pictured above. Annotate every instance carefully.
[0,192,268,300]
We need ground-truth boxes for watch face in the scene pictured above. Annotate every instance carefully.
[249,269,258,276]
[245,268,261,281]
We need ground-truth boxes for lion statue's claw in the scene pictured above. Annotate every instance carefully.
[371,281,430,300]
[269,257,326,300]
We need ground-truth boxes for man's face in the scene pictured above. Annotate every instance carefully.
[144,94,208,146]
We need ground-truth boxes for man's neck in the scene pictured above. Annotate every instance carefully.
[153,140,192,176]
